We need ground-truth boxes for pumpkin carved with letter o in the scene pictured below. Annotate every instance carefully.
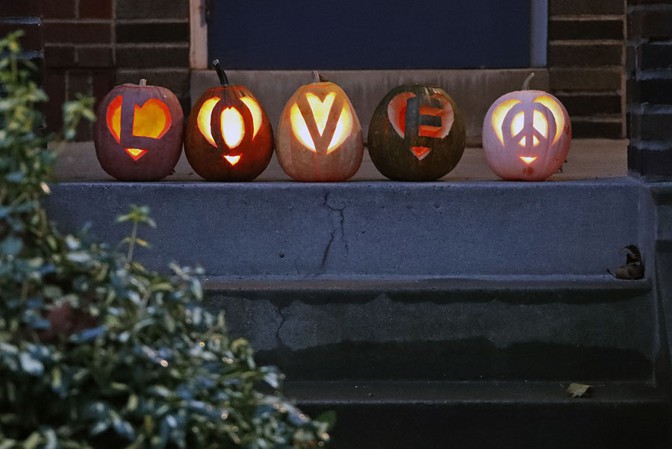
[185,60,273,181]
[276,71,363,182]
[94,79,184,181]
[368,84,465,181]
[482,73,571,181]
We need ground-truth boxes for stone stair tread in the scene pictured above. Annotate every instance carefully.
[284,380,666,406]
[204,274,651,303]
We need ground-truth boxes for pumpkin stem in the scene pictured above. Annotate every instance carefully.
[522,72,535,90]
[212,59,229,86]
[139,79,147,86]
[312,70,328,83]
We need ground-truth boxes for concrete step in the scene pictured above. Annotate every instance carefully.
[45,178,644,278]
[286,380,671,449]
[44,180,657,382]
[204,275,655,382]
[43,178,670,446]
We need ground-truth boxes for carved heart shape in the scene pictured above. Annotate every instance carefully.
[106,96,171,161]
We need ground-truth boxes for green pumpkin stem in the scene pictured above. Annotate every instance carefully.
[213,59,229,86]
[522,72,535,90]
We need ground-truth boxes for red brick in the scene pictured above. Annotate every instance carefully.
[550,0,624,15]
[45,45,76,68]
[44,0,76,19]
[66,70,94,140]
[66,70,92,98]
[91,70,116,110]
[79,0,113,19]
[44,22,112,45]
[77,47,114,68]
[629,10,672,40]
[548,43,623,67]
[44,71,66,132]
[116,45,188,68]
[550,68,622,91]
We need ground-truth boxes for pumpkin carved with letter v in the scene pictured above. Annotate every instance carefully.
[94,79,184,181]
[482,73,571,181]
[368,84,466,181]
[185,60,273,181]
[276,71,363,182]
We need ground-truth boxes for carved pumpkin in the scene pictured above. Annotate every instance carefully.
[94,79,184,181]
[367,84,465,181]
[276,72,363,182]
[482,73,572,181]
[185,60,273,181]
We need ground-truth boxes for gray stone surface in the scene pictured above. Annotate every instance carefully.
[45,178,643,277]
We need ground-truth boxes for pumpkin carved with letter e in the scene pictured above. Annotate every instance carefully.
[94,79,184,181]
[368,84,465,181]
[185,60,273,181]
[482,73,571,181]
[277,71,363,182]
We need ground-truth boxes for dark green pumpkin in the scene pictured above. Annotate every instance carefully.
[368,84,466,181]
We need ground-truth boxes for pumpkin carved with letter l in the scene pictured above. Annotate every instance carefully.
[482,73,571,181]
[185,60,273,181]
[94,79,184,181]
[276,71,363,182]
[368,84,465,181]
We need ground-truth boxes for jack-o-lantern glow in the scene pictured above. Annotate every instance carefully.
[368,84,466,181]
[94,79,184,181]
[276,72,363,182]
[482,73,572,181]
[185,60,273,181]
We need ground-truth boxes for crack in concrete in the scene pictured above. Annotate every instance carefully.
[320,192,349,271]
[275,303,289,350]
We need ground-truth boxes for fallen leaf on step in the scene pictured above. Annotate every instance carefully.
[608,244,644,280]
[566,383,593,398]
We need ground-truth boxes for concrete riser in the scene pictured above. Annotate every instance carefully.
[46,179,644,278]
[207,287,655,382]
[300,402,671,449]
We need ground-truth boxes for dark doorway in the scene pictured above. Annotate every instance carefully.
[208,0,537,69]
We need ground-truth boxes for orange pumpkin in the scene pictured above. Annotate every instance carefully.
[367,84,466,181]
[276,72,363,182]
[94,79,184,181]
[185,60,273,181]
[482,73,572,181]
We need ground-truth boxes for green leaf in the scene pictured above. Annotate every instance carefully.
[566,382,593,398]
[1,236,23,256]
[22,432,42,449]
[66,251,92,263]
[315,410,337,431]
[5,171,24,183]
[19,352,44,376]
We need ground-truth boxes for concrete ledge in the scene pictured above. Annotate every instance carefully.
[45,178,643,277]
[203,275,652,304]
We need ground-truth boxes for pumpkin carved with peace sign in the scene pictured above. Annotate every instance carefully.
[482,74,571,181]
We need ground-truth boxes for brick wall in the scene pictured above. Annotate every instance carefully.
[627,0,672,178]
[42,0,190,140]
[548,0,626,139]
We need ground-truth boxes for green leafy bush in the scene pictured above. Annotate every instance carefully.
[0,32,330,449]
